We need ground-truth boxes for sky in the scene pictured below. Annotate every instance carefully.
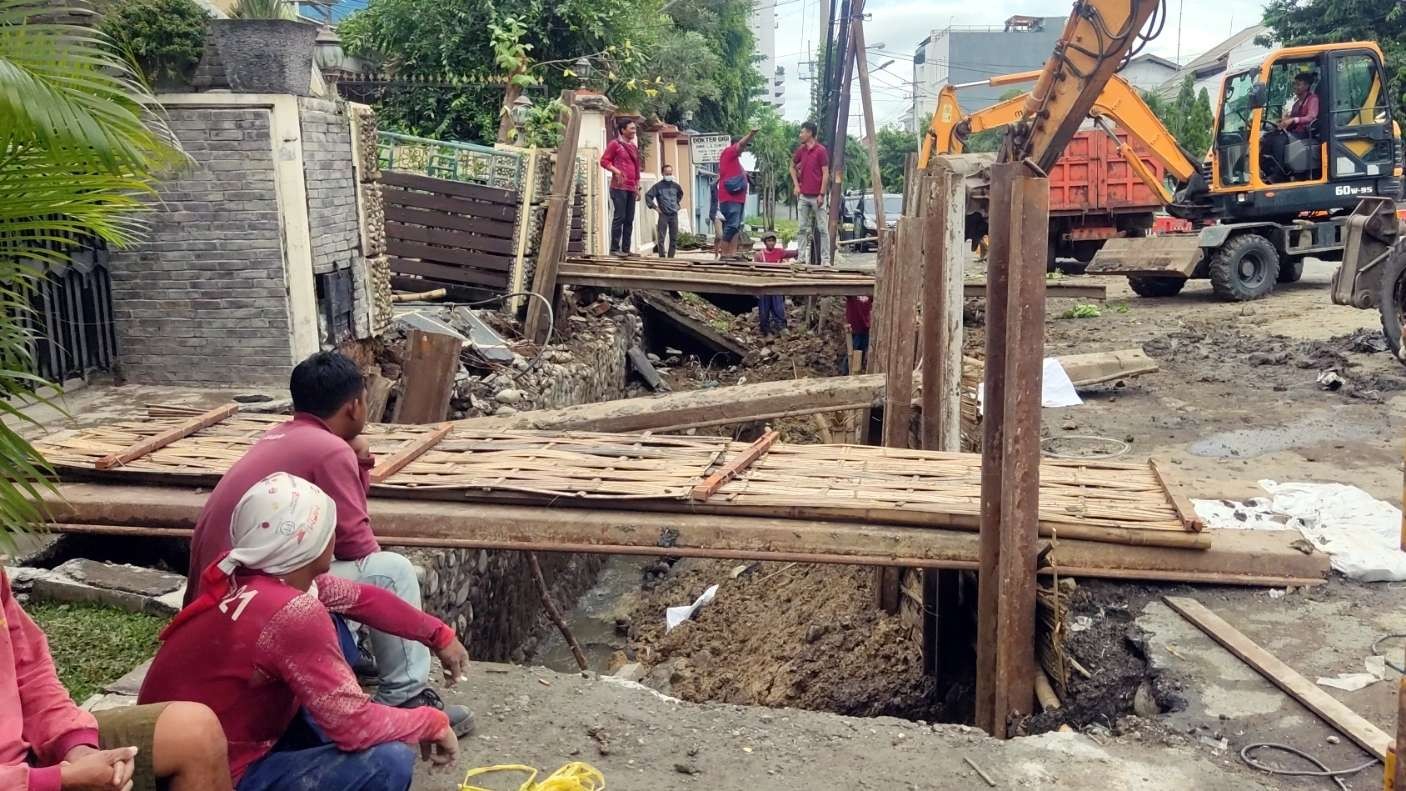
[771,0,1270,125]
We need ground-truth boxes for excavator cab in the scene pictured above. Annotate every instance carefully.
[1209,42,1400,222]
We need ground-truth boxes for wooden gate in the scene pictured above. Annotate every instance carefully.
[382,171,518,291]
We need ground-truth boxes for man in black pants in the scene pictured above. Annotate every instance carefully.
[600,118,641,255]
[645,164,685,257]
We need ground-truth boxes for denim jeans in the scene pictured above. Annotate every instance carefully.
[718,201,745,241]
[795,195,829,265]
[758,295,786,334]
[330,551,429,706]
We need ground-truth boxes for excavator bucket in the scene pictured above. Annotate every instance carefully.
[1086,235,1203,277]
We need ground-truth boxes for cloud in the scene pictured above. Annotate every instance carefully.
[774,0,1269,125]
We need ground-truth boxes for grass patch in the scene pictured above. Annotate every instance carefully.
[26,601,165,702]
[1060,303,1102,320]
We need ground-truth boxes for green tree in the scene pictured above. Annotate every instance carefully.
[875,126,917,195]
[0,0,181,545]
[1144,76,1213,157]
[747,105,798,225]
[1261,0,1406,120]
[672,0,760,134]
[100,0,210,87]
[963,88,1024,153]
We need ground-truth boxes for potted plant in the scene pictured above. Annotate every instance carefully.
[101,0,212,91]
[209,0,318,95]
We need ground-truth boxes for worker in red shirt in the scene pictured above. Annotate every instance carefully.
[186,352,472,736]
[0,574,232,791]
[755,231,796,335]
[599,118,642,256]
[143,473,468,790]
[845,295,872,372]
[716,128,758,256]
[790,121,830,265]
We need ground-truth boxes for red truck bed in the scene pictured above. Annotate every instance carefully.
[1047,129,1166,216]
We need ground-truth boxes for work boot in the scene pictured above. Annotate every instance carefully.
[397,688,476,738]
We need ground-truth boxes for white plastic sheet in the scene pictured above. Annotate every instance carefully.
[665,584,719,632]
[1194,480,1406,582]
[976,358,1083,413]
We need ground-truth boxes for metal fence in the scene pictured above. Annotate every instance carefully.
[377,132,523,190]
[21,242,118,383]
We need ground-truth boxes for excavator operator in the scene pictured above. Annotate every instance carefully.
[1262,71,1319,182]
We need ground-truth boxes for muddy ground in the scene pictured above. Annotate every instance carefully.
[533,258,1406,787]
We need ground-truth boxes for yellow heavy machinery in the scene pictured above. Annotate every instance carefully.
[922,42,1403,302]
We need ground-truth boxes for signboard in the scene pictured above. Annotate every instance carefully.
[690,134,731,164]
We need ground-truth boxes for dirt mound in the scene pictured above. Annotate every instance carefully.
[628,560,944,721]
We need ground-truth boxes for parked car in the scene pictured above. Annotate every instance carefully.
[843,193,902,252]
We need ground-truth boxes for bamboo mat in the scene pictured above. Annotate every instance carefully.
[34,410,1203,549]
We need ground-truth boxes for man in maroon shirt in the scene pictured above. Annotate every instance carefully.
[186,351,471,736]
[600,117,641,256]
[790,121,830,265]
[716,128,758,256]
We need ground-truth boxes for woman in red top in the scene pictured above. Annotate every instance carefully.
[716,128,757,256]
[599,118,641,255]
[141,473,470,791]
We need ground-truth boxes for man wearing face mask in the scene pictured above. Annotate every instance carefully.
[645,164,685,258]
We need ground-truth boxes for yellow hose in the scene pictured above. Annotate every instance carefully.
[459,762,605,791]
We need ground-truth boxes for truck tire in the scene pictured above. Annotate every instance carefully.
[1278,256,1304,283]
[1376,245,1406,362]
[1127,276,1186,298]
[1209,233,1280,301]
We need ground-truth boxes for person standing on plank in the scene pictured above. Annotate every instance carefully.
[185,351,473,737]
[645,163,685,258]
[600,117,642,256]
[790,121,830,266]
[716,128,758,257]
[0,570,233,791]
[845,295,872,373]
[755,231,796,335]
[144,473,469,790]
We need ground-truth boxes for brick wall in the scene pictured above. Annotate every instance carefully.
[107,107,293,386]
[299,99,361,276]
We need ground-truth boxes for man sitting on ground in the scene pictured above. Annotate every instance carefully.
[184,351,472,735]
[142,473,469,790]
[1,570,232,791]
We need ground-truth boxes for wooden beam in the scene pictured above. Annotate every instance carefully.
[95,403,238,470]
[525,91,580,344]
[370,423,452,483]
[1397,668,1406,789]
[364,372,394,423]
[1149,458,1205,532]
[1165,596,1391,760]
[920,158,966,454]
[39,484,1330,583]
[626,346,667,391]
[634,292,747,360]
[1054,348,1159,387]
[690,430,780,501]
[976,161,1048,738]
[852,19,886,242]
[509,146,540,313]
[881,216,921,449]
[392,329,463,424]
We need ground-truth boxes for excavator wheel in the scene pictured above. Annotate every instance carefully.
[1208,233,1280,301]
[1377,243,1406,362]
[1127,276,1186,298]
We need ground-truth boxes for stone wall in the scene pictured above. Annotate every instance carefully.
[108,106,292,386]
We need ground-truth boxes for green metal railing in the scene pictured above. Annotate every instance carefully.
[377,131,523,190]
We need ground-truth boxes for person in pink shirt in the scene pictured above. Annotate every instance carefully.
[600,118,642,256]
[716,128,758,256]
[143,473,468,790]
[755,232,796,335]
[0,570,231,791]
[1265,72,1319,180]
[185,351,472,735]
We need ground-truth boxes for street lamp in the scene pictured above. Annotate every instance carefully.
[573,56,593,86]
[510,93,534,133]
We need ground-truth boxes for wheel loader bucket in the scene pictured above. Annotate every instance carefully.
[1332,196,1402,309]
[1086,235,1202,278]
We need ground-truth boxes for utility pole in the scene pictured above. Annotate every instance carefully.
[825,0,859,265]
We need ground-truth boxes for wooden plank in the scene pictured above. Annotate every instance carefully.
[1397,671,1406,788]
[385,240,513,272]
[364,372,393,423]
[392,329,463,424]
[384,204,517,238]
[95,403,238,470]
[1149,458,1205,532]
[386,220,517,256]
[370,422,452,483]
[526,92,581,344]
[1165,596,1392,760]
[921,159,967,454]
[509,148,540,313]
[976,162,1047,738]
[40,484,1330,584]
[690,430,779,501]
[1055,348,1159,387]
[382,186,519,223]
[882,216,921,448]
[381,170,518,205]
[853,19,887,241]
[634,292,747,360]
[388,258,508,289]
[626,346,666,391]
